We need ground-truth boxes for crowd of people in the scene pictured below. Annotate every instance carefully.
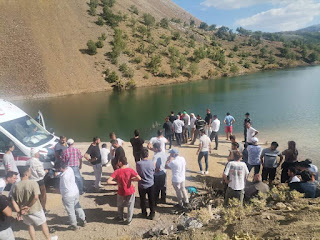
[0,109,319,239]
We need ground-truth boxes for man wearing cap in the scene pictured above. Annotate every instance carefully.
[210,115,220,150]
[63,139,84,195]
[29,149,48,212]
[247,137,262,175]
[165,149,189,208]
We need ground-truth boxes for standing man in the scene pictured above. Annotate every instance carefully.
[181,112,189,144]
[247,137,262,175]
[57,162,86,230]
[210,115,220,150]
[243,113,251,142]
[223,154,249,206]
[152,143,167,205]
[29,149,48,213]
[63,139,84,195]
[260,142,283,185]
[3,142,20,182]
[54,136,68,165]
[165,149,189,209]
[173,116,184,147]
[190,115,206,145]
[196,129,211,175]
[84,137,102,192]
[0,193,15,240]
[148,130,168,153]
[224,113,235,140]
[107,157,141,225]
[130,130,144,162]
[168,111,177,123]
[111,140,126,171]
[109,132,124,162]
[163,117,174,150]
[136,148,155,220]
[246,122,259,145]
[11,167,58,240]
[189,113,197,143]
[0,172,19,195]
[204,109,213,136]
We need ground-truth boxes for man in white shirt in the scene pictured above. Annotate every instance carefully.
[100,143,110,166]
[165,149,189,208]
[29,149,48,213]
[196,129,211,175]
[210,115,220,150]
[3,142,20,182]
[58,162,86,231]
[245,122,259,145]
[173,116,184,147]
[223,155,249,206]
[148,130,168,153]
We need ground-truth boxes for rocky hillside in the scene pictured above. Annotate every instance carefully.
[0,0,318,98]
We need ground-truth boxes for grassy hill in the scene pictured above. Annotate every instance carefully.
[0,0,319,98]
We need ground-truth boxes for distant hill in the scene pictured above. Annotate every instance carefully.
[295,24,320,33]
[0,0,318,99]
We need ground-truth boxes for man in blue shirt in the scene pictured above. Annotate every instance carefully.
[224,112,235,140]
[136,148,155,220]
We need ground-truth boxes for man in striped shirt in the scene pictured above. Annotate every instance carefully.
[63,139,84,194]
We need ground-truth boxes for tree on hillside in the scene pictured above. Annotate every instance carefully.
[260,46,268,58]
[143,13,155,30]
[208,24,216,31]
[200,22,209,31]
[236,27,252,36]
[190,19,195,28]
[129,5,139,15]
[193,47,207,62]
[89,0,98,8]
[101,0,116,7]
[148,54,162,75]
[137,25,148,40]
[102,6,122,27]
[188,62,199,77]
[87,40,97,55]
[309,52,318,62]
[160,18,169,29]
[179,55,187,70]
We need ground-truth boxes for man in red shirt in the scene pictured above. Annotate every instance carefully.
[107,157,141,225]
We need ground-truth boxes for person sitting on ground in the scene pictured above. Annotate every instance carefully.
[244,174,269,201]
[100,143,110,167]
[11,167,58,240]
[196,129,211,175]
[136,148,155,220]
[152,142,167,205]
[260,142,283,186]
[223,151,249,206]
[107,157,141,225]
[0,171,19,195]
[130,130,144,162]
[305,159,319,181]
[165,149,189,209]
[289,170,316,198]
[148,130,168,153]
[288,167,301,183]
[247,137,262,175]
[57,162,86,231]
[29,148,48,213]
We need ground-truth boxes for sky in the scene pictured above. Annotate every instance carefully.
[172,0,320,32]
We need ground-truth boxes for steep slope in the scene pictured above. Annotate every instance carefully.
[0,0,196,99]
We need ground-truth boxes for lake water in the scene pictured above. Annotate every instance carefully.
[13,66,320,162]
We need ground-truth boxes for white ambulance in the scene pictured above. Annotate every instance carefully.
[0,99,58,172]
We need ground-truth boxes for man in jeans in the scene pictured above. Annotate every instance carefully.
[63,139,84,195]
[152,143,167,205]
[57,162,86,231]
[84,137,102,192]
[210,115,220,150]
[190,115,206,145]
[107,157,141,225]
[223,155,249,206]
[173,116,184,146]
[165,149,189,209]
[136,148,155,220]
[196,129,211,175]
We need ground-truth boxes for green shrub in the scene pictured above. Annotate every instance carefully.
[112,80,125,91]
[123,49,135,57]
[160,18,169,29]
[104,69,110,76]
[131,56,143,64]
[98,33,107,41]
[106,71,119,83]
[97,17,104,26]
[143,73,149,79]
[89,0,98,8]
[125,80,136,90]
[87,40,97,55]
[188,62,199,77]
[148,54,162,75]
[96,40,104,48]
[171,18,181,24]
[143,13,155,29]
[89,5,96,16]
[244,62,251,69]
[102,6,122,27]
[129,5,139,15]
[230,64,239,73]
[199,22,208,31]
[101,0,116,7]
[172,31,181,41]
[179,55,187,70]
[188,39,195,48]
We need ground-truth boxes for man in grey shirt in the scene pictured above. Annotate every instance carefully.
[260,142,283,185]
[54,136,68,164]
[136,148,155,220]
[152,143,167,205]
